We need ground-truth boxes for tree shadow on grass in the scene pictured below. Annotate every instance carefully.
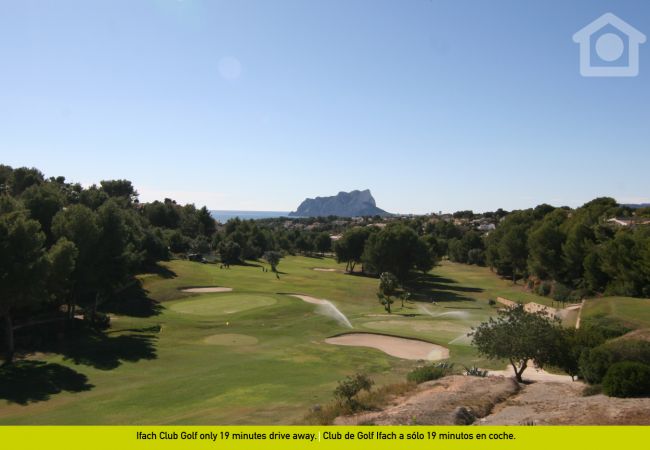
[37,328,158,371]
[343,271,377,279]
[145,263,177,279]
[0,360,93,405]
[100,281,163,318]
[407,273,484,303]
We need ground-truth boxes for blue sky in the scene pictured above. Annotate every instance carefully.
[1,0,648,214]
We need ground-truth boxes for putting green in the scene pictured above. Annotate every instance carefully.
[170,293,276,316]
[203,334,258,346]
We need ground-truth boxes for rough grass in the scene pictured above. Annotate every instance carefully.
[582,297,650,331]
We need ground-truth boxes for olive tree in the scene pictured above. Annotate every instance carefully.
[470,304,564,382]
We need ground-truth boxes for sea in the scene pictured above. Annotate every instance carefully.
[210,210,292,223]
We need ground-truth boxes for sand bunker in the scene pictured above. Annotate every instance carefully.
[325,333,449,361]
[289,294,329,305]
[313,268,337,272]
[182,287,233,293]
[203,334,258,346]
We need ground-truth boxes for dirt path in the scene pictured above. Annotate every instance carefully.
[574,300,585,329]
[325,333,449,361]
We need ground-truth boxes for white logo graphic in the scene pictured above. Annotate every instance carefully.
[573,13,646,77]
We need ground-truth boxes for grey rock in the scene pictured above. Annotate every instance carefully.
[289,189,390,217]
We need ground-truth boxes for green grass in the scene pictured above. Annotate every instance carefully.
[581,296,650,330]
[169,293,277,316]
[432,261,559,306]
[0,257,559,424]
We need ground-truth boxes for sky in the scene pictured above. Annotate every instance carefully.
[0,0,649,214]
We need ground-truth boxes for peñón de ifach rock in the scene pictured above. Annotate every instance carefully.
[289,189,390,218]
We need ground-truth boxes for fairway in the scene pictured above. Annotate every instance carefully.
[0,256,557,425]
[203,334,259,346]
[170,293,277,316]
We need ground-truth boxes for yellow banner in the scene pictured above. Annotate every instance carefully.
[1,426,649,450]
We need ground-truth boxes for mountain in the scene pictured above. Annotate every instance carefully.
[624,203,650,209]
[289,189,390,217]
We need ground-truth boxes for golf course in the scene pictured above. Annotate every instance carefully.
[0,256,648,425]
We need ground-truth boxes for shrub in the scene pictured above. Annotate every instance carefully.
[580,340,650,384]
[582,384,602,397]
[581,314,630,339]
[333,373,374,408]
[535,281,552,297]
[602,362,650,398]
[407,364,450,384]
[552,283,572,303]
[464,366,488,377]
[488,299,496,306]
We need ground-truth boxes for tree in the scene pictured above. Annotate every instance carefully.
[52,204,101,319]
[0,198,49,362]
[362,225,432,284]
[9,167,44,196]
[334,227,372,272]
[471,304,564,382]
[294,233,313,255]
[314,232,331,255]
[99,179,138,204]
[377,272,398,314]
[46,238,78,310]
[196,206,216,237]
[498,224,529,283]
[78,184,109,210]
[20,182,65,242]
[557,326,607,381]
[263,250,282,272]
[218,239,241,264]
[527,214,566,281]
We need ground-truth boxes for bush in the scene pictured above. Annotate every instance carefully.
[602,362,650,398]
[464,366,488,377]
[407,364,450,384]
[580,340,650,384]
[333,373,374,408]
[582,314,630,339]
[582,384,602,397]
[535,281,552,297]
[552,283,572,303]
[488,299,496,306]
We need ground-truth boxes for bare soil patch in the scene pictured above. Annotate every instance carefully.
[480,380,650,425]
[335,374,650,425]
[335,375,519,425]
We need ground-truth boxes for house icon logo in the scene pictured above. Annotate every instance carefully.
[573,13,646,77]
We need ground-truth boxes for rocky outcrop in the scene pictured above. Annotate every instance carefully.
[289,190,389,217]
